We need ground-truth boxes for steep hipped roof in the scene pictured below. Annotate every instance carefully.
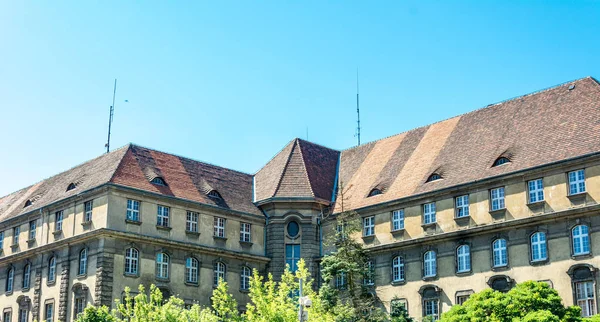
[334,77,600,212]
[254,138,340,202]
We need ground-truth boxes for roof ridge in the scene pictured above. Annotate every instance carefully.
[342,76,593,153]
[128,143,253,176]
[295,139,316,198]
[273,139,300,196]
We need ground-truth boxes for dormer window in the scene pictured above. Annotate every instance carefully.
[66,183,77,191]
[368,188,382,197]
[24,200,32,208]
[208,190,222,199]
[493,157,511,167]
[150,177,167,186]
[426,173,442,183]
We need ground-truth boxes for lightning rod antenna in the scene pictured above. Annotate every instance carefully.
[356,69,361,146]
[106,79,117,153]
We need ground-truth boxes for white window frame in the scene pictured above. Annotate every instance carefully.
[528,179,544,203]
[23,264,31,289]
[573,225,590,256]
[186,211,198,232]
[241,266,251,290]
[392,256,405,282]
[214,262,226,286]
[185,257,199,284]
[74,298,85,316]
[78,248,88,275]
[336,271,347,289]
[240,222,251,242]
[13,226,20,245]
[29,221,36,240]
[45,302,53,322]
[457,245,471,273]
[125,248,139,275]
[48,257,56,283]
[156,253,169,279]
[214,217,226,238]
[84,200,93,222]
[156,205,170,227]
[126,199,140,222]
[530,232,547,262]
[392,210,404,231]
[490,187,505,211]
[18,309,27,322]
[285,244,301,272]
[455,195,469,218]
[0,231,4,249]
[424,299,439,320]
[55,211,63,232]
[568,169,586,195]
[423,202,436,224]
[576,281,597,317]
[492,239,508,267]
[456,295,470,305]
[363,216,375,236]
[423,251,437,278]
[6,267,14,292]
[364,260,374,285]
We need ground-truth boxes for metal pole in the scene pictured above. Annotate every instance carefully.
[298,278,303,322]
[106,79,117,153]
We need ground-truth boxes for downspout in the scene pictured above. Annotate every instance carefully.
[261,208,269,257]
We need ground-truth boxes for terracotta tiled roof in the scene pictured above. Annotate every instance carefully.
[333,77,600,212]
[254,138,340,202]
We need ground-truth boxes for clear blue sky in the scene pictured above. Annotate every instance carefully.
[1,1,599,197]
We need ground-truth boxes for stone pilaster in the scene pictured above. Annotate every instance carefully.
[94,253,114,307]
[32,268,42,321]
[58,261,70,322]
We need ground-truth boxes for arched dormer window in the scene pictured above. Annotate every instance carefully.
[493,157,511,167]
[368,188,382,197]
[208,190,222,199]
[150,177,167,186]
[24,200,32,208]
[66,183,77,191]
[426,173,442,183]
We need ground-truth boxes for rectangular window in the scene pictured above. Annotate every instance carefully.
[45,303,53,322]
[528,179,544,203]
[84,200,93,222]
[576,281,597,317]
[13,226,20,245]
[75,298,85,316]
[0,231,3,249]
[392,210,404,231]
[424,299,439,320]
[363,261,374,285]
[455,195,469,218]
[490,187,505,211]
[214,217,226,238]
[363,216,375,236]
[55,211,64,231]
[126,200,140,222]
[423,202,436,224]
[456,295,470,305]
[156,205,170,227]
[240,222,251,242]
[285,244,300,272]
[29,221,36,240]
[569,169,586,195]
[186,211,198,232]
[3,311,11,322]
[335,271,347,289]
[18,309,26,322]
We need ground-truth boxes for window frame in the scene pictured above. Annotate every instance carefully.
[22,264,31,290]
[456,244,471,273]
[576,281,597,317]
[6,267,14,293]
[48,256,57,284]
[54,211,63,232]
[568,169,586,195]
[391,209,405,231]
[392,256,405,283]
[126,199,141,222]
[572,224,591,256]
[84,200,93,223]
[240,266,251,291]
[29,220,36,241]
[124,247,139,276]
[213,217,226,238]
[490,187,506,211]
[527,178,545,204]
[186,211,199,233]
[455,195,470,218]
[78,248,88,276]
[240,222,252,243]
[156,205,170,228]
[13,226,20,245]
[363,216,375,237]
[363,260,375,286]
[155,252,170,280]
[530,232,548,263]
[44,302,54,322]
[423,251,437,278]
[214,261,226,286]
[185,257,199,284]
[492,238,508,268]
[423,202,436,225]
[285,244,301,273]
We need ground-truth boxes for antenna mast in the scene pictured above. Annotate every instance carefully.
[356,69,361,146]
[106,79,117,153]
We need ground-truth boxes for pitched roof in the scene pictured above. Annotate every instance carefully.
[333,77,600,212]
[254,138,340,202]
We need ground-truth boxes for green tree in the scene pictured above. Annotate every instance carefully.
[441,281,582,322]
[390,297,414,322]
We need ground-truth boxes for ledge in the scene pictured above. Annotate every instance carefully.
[454,216,470,224]
[390,229,405,236]
[239,240,253,247]
[489,208,506,218]
[52,230,63,236]
[456,270,472,277]
[81,221,93,228]
[5,291,13,296]
[421,222,436,229]
[155,277,170,283]
[185,231,200,237]
[391,280,406,286]
[125,219,142,225]
[47,280,56,287]
[123,273,140,279]
[530,259,549,266]
[10,244,19,250]
[526,200,546,207]
[422,275,438,282]
[567,192,588,200]
[185,282,199,287]
[213,236,228,241]
[239,289,250,294]
[362,235,375,242]
[76,274,88,280]
[156,225,172,231]
[27,239,36,245]
[491,265,509,272]
[572,252,593,260]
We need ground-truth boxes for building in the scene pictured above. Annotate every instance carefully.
[1,76,599,321]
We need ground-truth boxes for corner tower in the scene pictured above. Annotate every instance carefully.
[254,138,340,281]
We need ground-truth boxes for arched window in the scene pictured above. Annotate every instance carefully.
[156,253,169,279]
[392,256,405,282]
[493,157,510,167]
[22,264,31,289]
[457,245,471,273]
[214,262,226,286]
[426,173,442,183]
[185,257,199,284]
[492,239,508,267]
[572,225,590,256]
[66,183,77,191]
[423,251,437,278]
[368,188,382,197]
[78,248,88,275]
[208,190,222,199]
[530,232,547,262]
[6,267,14,293]
[125,248,139,275]
[150,177,167,186]
[24,200,32,208]
[241,266,251,291]
[48,257,57,283]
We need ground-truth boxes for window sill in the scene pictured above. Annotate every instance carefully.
[422,275,438,282]
[27,239,36,245]
[391,280,406,286]
[81,221,93,227]
[185,231,200,237]
[52,230,63,236]
[362,235,375,242]
[456,270,472,277]
[489,208,506,218]
[572,252,592,260]
[530,259,549,266]
[155,277,170,283]
[125,219,142,225]
[491,265,509,272]
[47,281,56,287]
[5,291,13,296]
[239,289,250,294]
[76,274,88,280]
[22,287,30,292]
[526,200,546,207]
[240,240,253,246]
[10,244,19,250]
[213,236,228,241]
[390,229,405,236]
[454,216,470,224]
[123,273,139,279]
[567,192,588,200]
[156,225,172,231]
[185,282,199,287]
[421,222,436,229]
